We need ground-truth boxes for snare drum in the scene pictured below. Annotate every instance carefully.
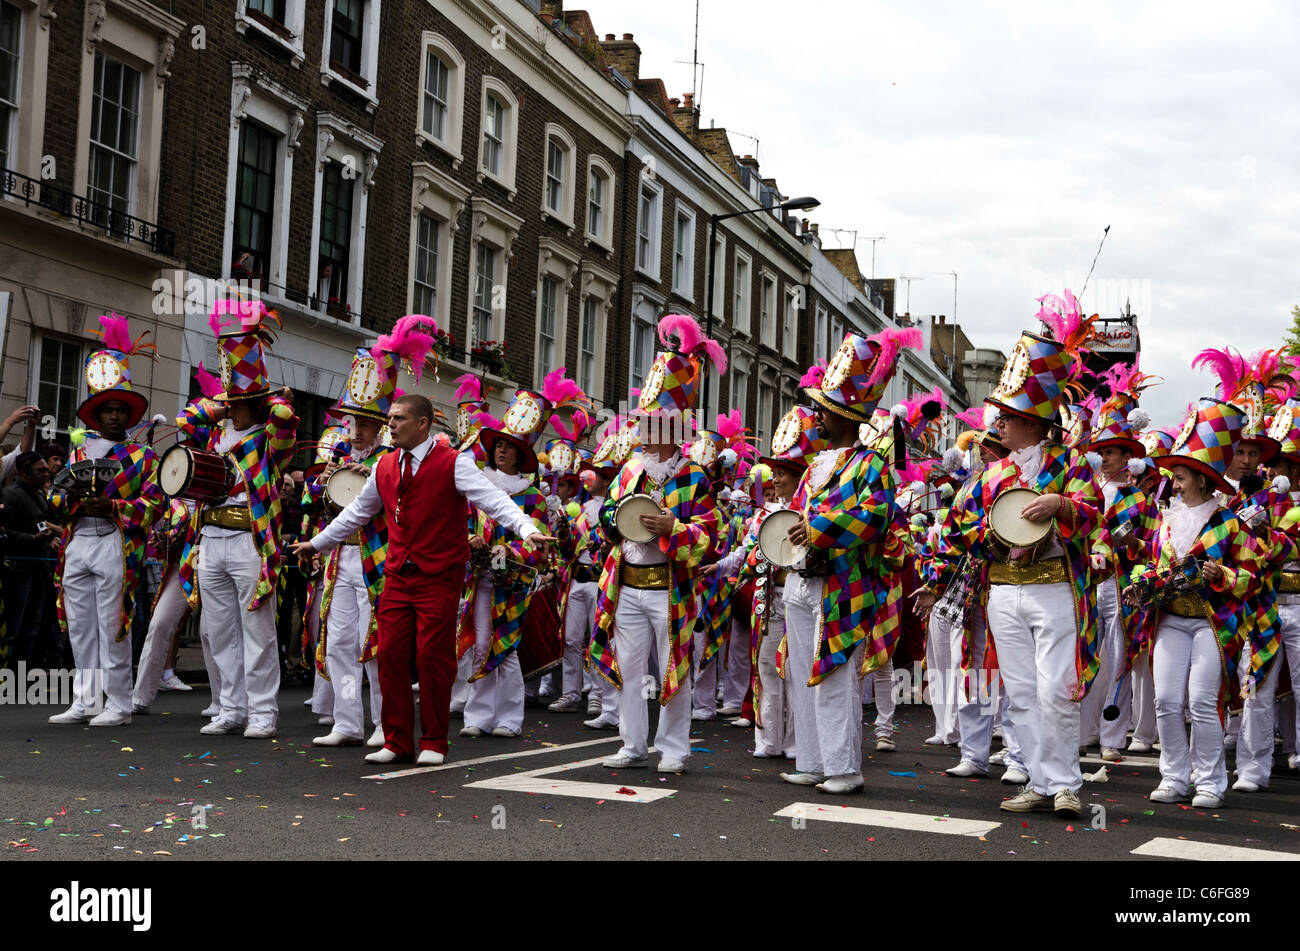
[614,493,662,545]
[324,467,367,511]
[987,486,1052,549]
[757,508,807,568]
[158,445,234,503]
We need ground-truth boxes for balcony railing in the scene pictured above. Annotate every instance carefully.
[1,168,176,257]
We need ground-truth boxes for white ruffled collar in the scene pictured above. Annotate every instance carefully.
[643,451,684,486]
[1165,495,1219,559]
[482,466,534,496]
[1009,439,1050,485]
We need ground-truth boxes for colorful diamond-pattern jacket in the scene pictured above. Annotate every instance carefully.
[587,456,719,705]
[1090,484,1161,669]
[175,396,299,611]
[49,435,163,642]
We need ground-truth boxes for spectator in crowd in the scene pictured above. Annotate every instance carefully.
[0,405,40,485]
[1,450,56,666]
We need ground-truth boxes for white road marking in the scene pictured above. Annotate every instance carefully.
[1131,836,1300,862]
[773,802,1001,837]
[465,754,676,803]
[1080,754,1160,769]
[362,736,622,780]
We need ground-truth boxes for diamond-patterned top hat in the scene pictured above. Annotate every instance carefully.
[304,424,351,480]
[480,368,589,474]
[591,415,637,477]
[355,314,439,422]
[806,327,922,423]
[1060,402,1093,449]
[1194,347,1289,464]
[636,314,727,416]
[760,405,826,474]
[77,313,157,428]
[987,291,1097,424]
[1138,428,1176,459]
[208,298,280,401]
[453,372,492,450]
[1088,393,1146,457]
[1266,398,1300,465]
[1155,397,1244,495]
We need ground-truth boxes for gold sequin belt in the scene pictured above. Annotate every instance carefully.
[201,506,252,531]
[1164,592,1207,619]
[988,556,1068,586]
[1278,572,1300,594]
[343,529,364,546]
[620,562,670,590]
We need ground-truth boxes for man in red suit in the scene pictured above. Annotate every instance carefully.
[294,394,553,765]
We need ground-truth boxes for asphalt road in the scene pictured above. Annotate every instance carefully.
[4,683,1300,863]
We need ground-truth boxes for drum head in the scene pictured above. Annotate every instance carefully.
[989,487,1051,548]
[758,509,807,568]
[615,494,660,545]
[159,445,193,497]
[326,468,367,509]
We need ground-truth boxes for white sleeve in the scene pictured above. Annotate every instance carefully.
[454,452,540,540]
[0,447,17,484]
[312,466,383,552]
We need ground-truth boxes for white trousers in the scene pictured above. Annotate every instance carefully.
[450,633,471,713]
[862,659,896,739]
[925,611,961,743]
[305,582,333,715]
[132,566,191,707]
[1130,649,1157,743]
[1236,602,1300,785]
[1081,577,1132,749]
[1152,612,1227,798]
[986,581,1081,795]
[62,531,128,715]
[612,584,692,762]
[323,547,383,740]
[560,580,598,701]
[692,623,719,716]
[722,617,753,710]
[464,584,525,733]
[197,531,280,729]
[755,595,795,756]
[956,614,1027,772]
[783,574,824,775]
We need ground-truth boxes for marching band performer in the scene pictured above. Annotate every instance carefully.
[48,314,163,726]
[781,328,914,794]
[590,315,723,774]
[299,427,347,724]
[1131,397,1260,808]
[179,299,299,738]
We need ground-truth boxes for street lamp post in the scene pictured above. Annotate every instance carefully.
[701,195,819,421]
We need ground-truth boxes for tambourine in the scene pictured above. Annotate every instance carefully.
[987,486,1052,549]
[757,508,807,568]
[614,493,662,544]
[324,467,367,511]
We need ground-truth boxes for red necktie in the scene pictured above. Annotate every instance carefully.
[399,450,414,496]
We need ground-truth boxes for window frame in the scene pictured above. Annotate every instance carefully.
[732,250,752,337]
[783,285,800,356]
[578,260,618,405]
[0,0,21,173]
[235,0,307,67]
[415,32,464,167]
[634,179,662,281]
[672,203,696,301]
[406,161,468,329]
[534,236,578,387]
[758,269,777,348]
[85,49,141,220]
[28,334,86,443]
[231,119,279,285]
[318,0,381,111]
[476,76,519,199]
[540,122,575,229]
[629,286,665,393]
[465,195,524,355]
[731,353,751,420]
[584,155,615,250]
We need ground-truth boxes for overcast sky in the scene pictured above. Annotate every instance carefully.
[582,0,1300,428]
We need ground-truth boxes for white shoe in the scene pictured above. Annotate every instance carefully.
[302,698,312,706]
[548,696,581,713]
[989,750,1007,766]
[200,718,245,735]
[459,726,484,738]
[781,771,827,785]
[364,748,401,764]
[717,706,742,717]
[583,715,618,731]
[923,735,945,745]
[313,732,361,747]
[1127,739,1153,754]
[876,736,896,752]
[491,726,519,738]
[816,775,865,795]
[731,717,753,728]
[658,757,687,773]
[1232,777,1262,793]
[417,750,445,766]
[946,760,988,778]
[602,751,648,769]
[587,699,602,715]
[1001,767,1030,785]
[131,702,150,715]
[159,672,192,692]
[1192,791,1223,808]
[243,725,276,739]
[201,704,220,717]
[691,711,716,722]
[366,727,384,748]
[48,708,90,724]
[89,710,131,727]
[1149,785,1189,803]
[1101,747,1123,762]
[317,715,335,726]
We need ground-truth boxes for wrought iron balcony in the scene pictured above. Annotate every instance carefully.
[1,168,176,257]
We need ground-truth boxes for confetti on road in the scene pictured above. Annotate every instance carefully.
[888,771,916,778]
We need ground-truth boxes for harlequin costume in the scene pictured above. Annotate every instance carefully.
[48,314,163,726]
[299,424,348,721]
[944,292,1104,815]
[590,315,724,772]
[177,299,299,738]
[775,327,915,793]
[457,369,582,737]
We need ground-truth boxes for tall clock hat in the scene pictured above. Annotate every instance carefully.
[208,297,281,401]
[479,368,590,474]
[1192,346,1289,464]
[78,312,158,428]
[805,326,923,423]
[341,314,439,421]
[636,315,727,441]
[985,290,1097,424]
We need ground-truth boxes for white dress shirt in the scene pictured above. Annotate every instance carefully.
[202,422,255,538]
[312,436,540,552]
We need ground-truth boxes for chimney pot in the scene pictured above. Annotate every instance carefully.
[669,97,680,108]
[801,218,809,232]
[683,92,694,108]
[810,223,819,235]
[622,32,633,40]
[605,33,614,41]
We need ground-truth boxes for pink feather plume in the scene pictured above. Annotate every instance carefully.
[209,297,273,336]
[715,409,745,441]
[865,327,923,388]
[98,313,133,352]
[1191,346,1247,399]
[194,361,223,399]
[799,359,828,388]
[454,372,483,404]
[657,313,726,374]
[955,406,985,429]
[373,315,438,381]
[474,409,504,431]
[549,407,592,442]
[542,367,588,411]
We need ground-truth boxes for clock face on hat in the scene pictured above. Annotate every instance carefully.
[640,360,667,408]
[549,442,574,473]
[85,353,122,392]
[689,437,718,468]
[996,341,1032,399]
[772,409,802,455]
[505,393,543,436]
[1240,391,1262,434]
[593,432,616,464]
[1140,431,1160,455]
[1268,407,1293,442]
[348,355,383,405]
[822,339,856,392]
[220,350,234,391]
[1174,405,1199,451]
[615,426,638,461]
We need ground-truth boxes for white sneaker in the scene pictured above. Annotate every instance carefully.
[459,726,484,738]
[201,704,220,717]
[417,750,445,766]
[48,708,90,724]
[1192,791,1223,808]
[366,727,384,749]
[601,751,648,768]
[159,672,192,692]
[1149,785,1189,803]
[816,775,865,795]
[923,735,946,745]
[691,711,716,722]
[547,696,581,713]
[1232,777,1262,793]
[989,750,1007,766]
[946,760,988,778]
[313,732,361,747]
[1127,739,1153,754]
[586,698,602,715]
[781,771,827,785]
[717,706,742,717]
[583,715,618,731]
[1001,767,1030,785]
[1224,734,1237,751]
[491,726,519,738]
[200,718,245,735]
[1101,747,1123,762]
[731,717,753,728]
[1289,754,1299,771]
[364,748,401,764]
[657,757,687,773]
[876,736,896,752]
[317,715,335,726]
[89,710,131,727]
[243,725,276,739]
[131,702,150,715]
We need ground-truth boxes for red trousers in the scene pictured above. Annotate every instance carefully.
[376,565,462,756]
